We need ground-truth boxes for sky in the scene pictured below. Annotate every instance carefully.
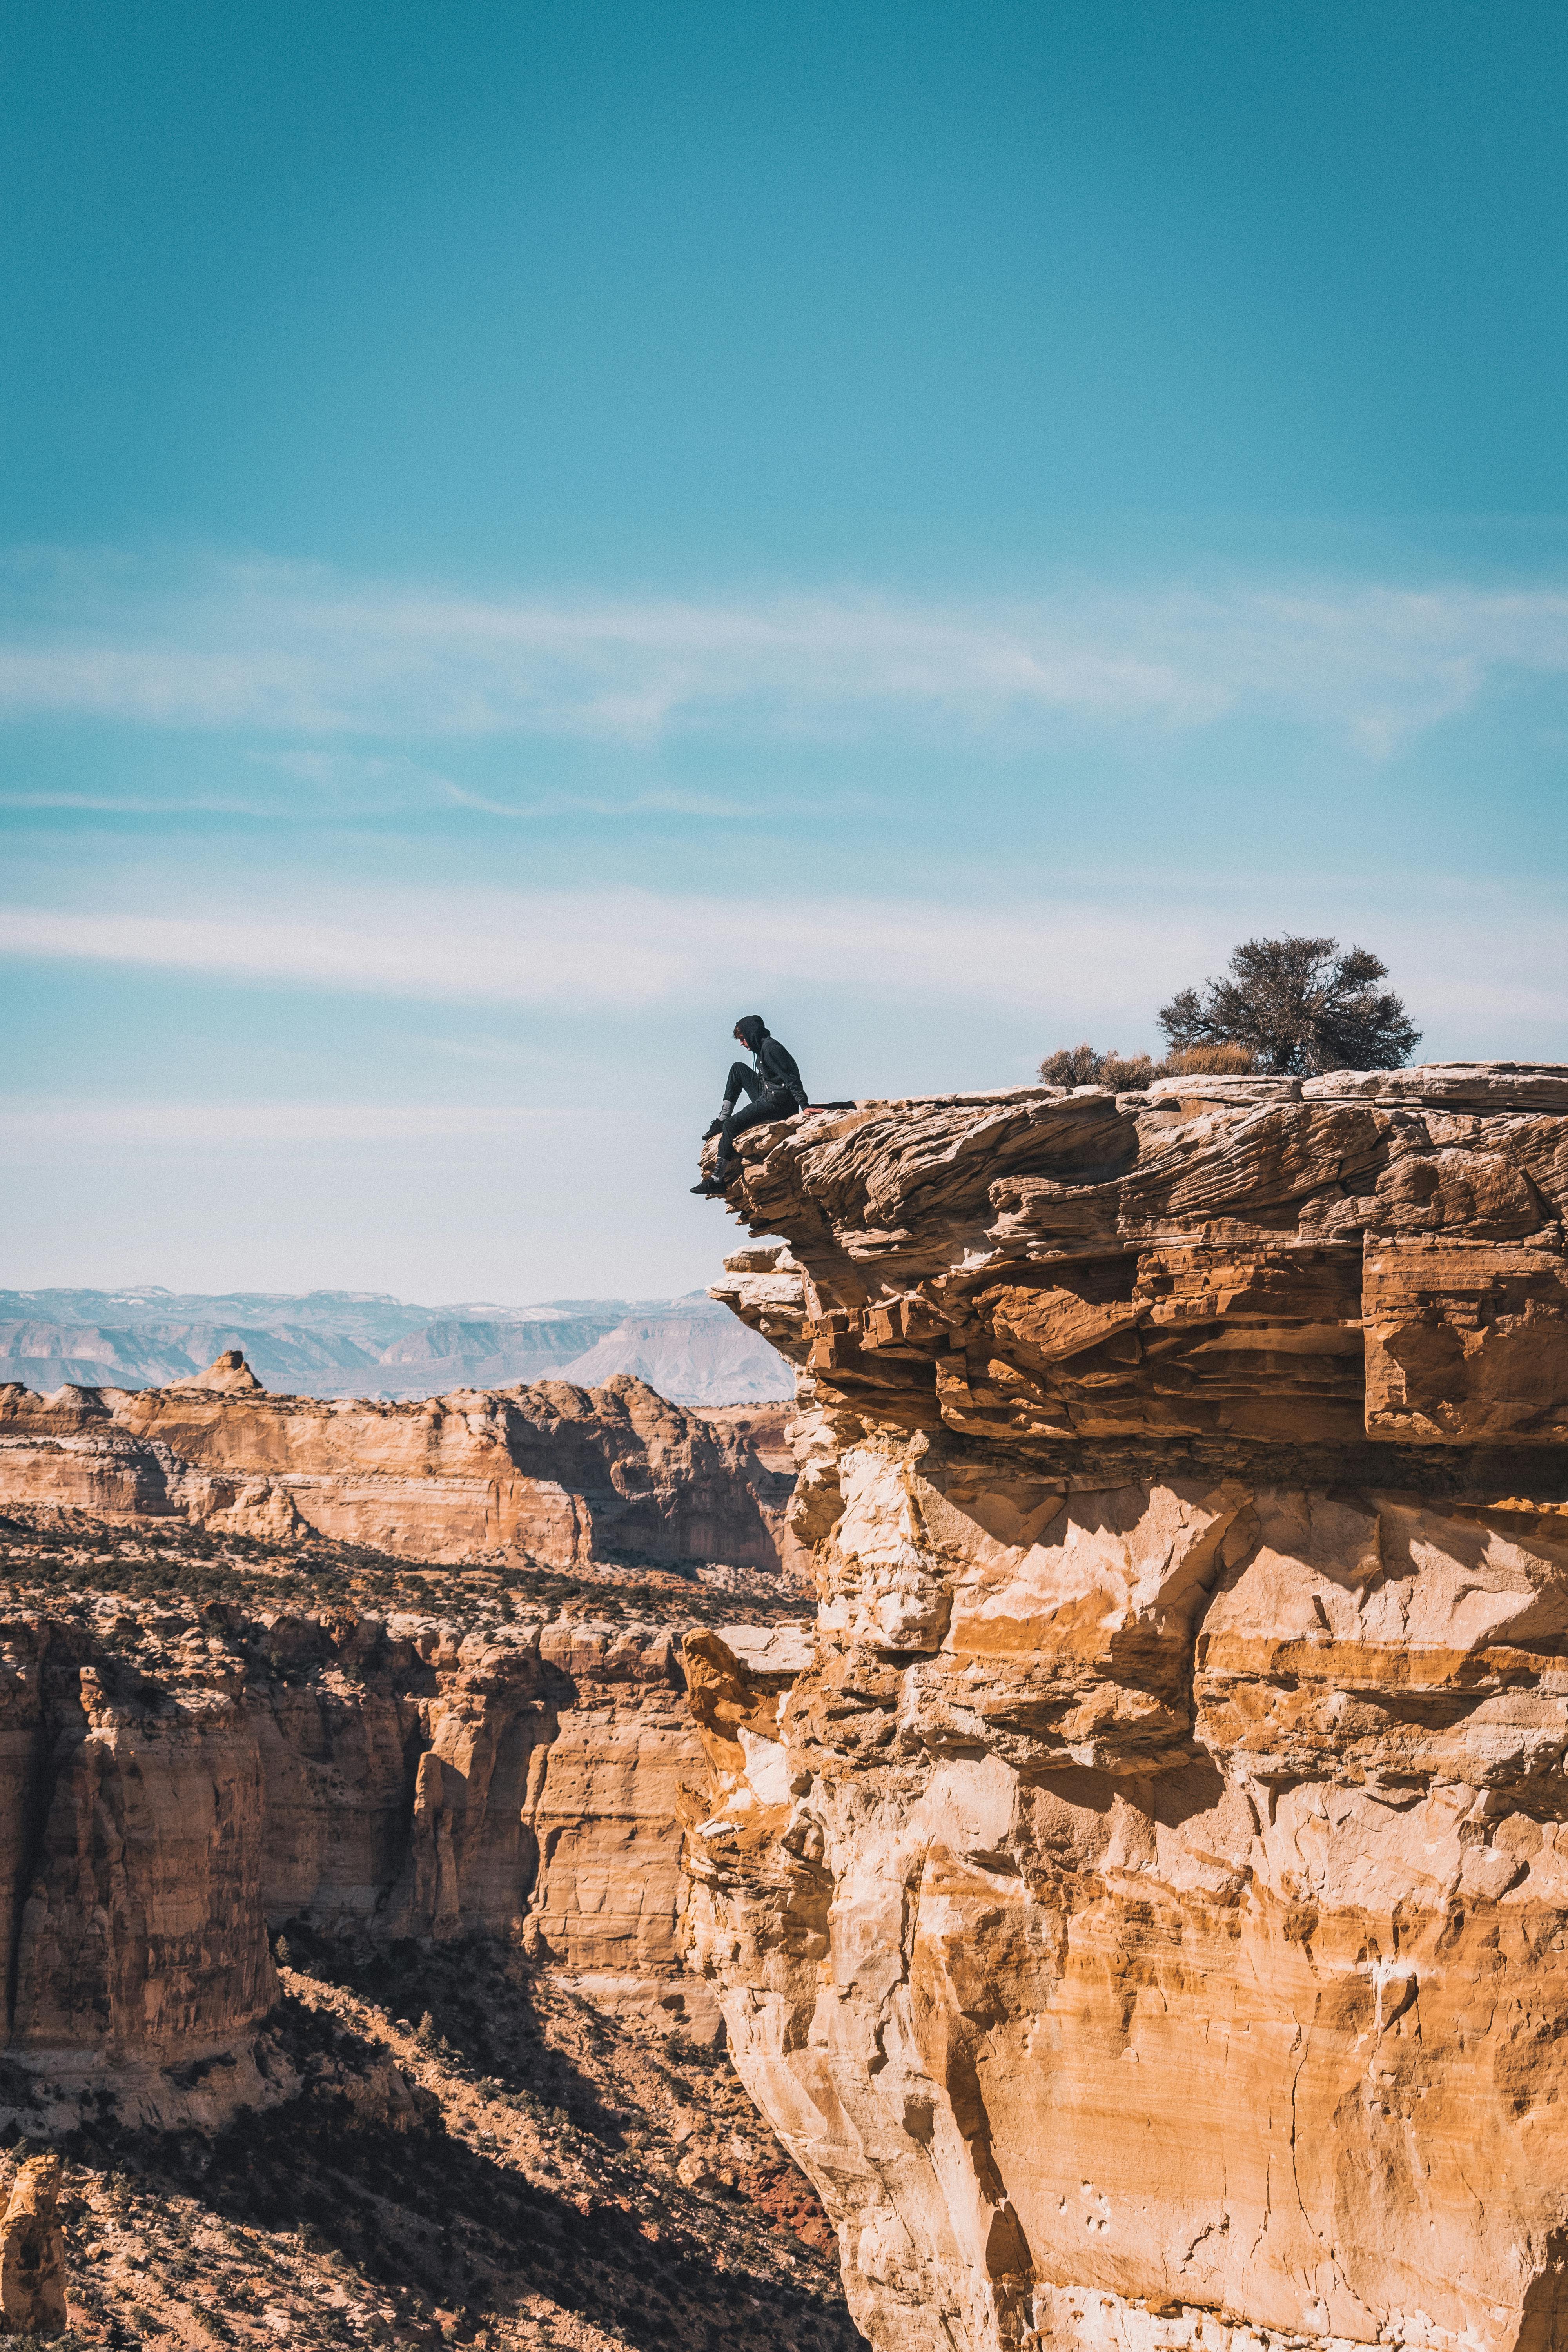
[3,0,1567,1301]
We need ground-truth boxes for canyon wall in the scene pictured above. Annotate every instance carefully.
[0,1356,788,1570]
[684,1064,1568,2352]
[0,1593,750,2130]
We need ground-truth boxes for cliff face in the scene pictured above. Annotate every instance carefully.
[686,1064,1568,2352]
[0,1612,276,2096]
[0,1359,788,1570]
[0,1592,747,2129]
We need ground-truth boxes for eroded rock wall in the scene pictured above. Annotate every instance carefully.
[686,1064,1568,2352]
[0,1359,789,1570]
[0,1615,275,2083]
[0,1595,755,2126]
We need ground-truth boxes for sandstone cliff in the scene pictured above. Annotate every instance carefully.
[686,1063,1568,2352]
[0,1574,797,2130]
[0,1357,788,1570]
[0,1504,857,2348]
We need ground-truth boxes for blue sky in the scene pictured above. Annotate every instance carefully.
[3,0,1567,1300]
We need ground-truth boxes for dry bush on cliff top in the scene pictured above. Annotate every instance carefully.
[1045,935,1419,1089]
[1037,1040,1257,1087]
[1037,1042,1162,1089]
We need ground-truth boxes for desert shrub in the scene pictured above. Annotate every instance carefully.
[1038,1043,1158,1090]
[1160,1042,1257,1076]
[1098,1050,1158,1089]
[1039,1042,1098,1086]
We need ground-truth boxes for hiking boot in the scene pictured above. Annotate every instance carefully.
[702,1118,724,1141]
[690,1176,728,1196]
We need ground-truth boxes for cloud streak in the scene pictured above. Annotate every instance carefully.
[0,889,1217,1012]
[3,881,1564,1054]
[2,552,1567,753]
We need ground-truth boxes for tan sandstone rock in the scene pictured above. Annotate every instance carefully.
[0,1613,276,2105]
[0,2152,66,2337]
[0,1584,796,2128]
[686,1064,1568,2352]
[0,1362,788,1569]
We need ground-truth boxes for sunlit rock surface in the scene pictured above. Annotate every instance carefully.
[687,1064,1568,2352]
[0,2151,67,2337]
[0,1356,788,1569]
[0,1595,786,2127]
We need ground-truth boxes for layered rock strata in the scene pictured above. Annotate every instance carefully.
[0,1592,781,2127]
[687,1064,1568,2352]
[0,1356,788,1570]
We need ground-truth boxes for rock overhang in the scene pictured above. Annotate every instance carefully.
[711,1061,1568,1469]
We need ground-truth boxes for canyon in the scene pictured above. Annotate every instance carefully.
[0,1579,749,2120]
[684,1063,1568,2352]
[0,1352,824,2345]
[10,1056,1568,2352]
[0,1357,797,2131]
[0,1506,846,2350]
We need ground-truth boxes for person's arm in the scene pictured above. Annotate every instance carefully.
[763,1037,808,1110]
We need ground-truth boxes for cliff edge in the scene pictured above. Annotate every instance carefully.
[685,1063,1568,2352]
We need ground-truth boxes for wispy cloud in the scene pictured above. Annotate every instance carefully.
[2,881,1563,1051]
[2,550,1566,752]
[443,783,750,819]
[423,1037,541,1064]
[0,790,280,817]
[0,889,1212,1011]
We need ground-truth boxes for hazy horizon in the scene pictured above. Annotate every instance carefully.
[0,1281,724,1313]
[0,1278,794,1406]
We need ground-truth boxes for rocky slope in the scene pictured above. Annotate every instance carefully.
[684,1063,1568,2352]
[27,1951,853,2352]
[0,1355,790,1571]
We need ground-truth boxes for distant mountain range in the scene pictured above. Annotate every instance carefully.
[0,1286,793,1407]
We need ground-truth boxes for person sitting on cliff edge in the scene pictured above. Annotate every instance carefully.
[691,1015,808,1197]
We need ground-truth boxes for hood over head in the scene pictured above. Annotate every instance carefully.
[733,1015,768,1051]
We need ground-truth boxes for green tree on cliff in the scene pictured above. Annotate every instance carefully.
[1158,935,1419,1077]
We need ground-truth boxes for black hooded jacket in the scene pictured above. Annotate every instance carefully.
[734,1016,807,1111]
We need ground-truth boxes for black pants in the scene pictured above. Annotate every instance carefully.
[716,1064,794,1175]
